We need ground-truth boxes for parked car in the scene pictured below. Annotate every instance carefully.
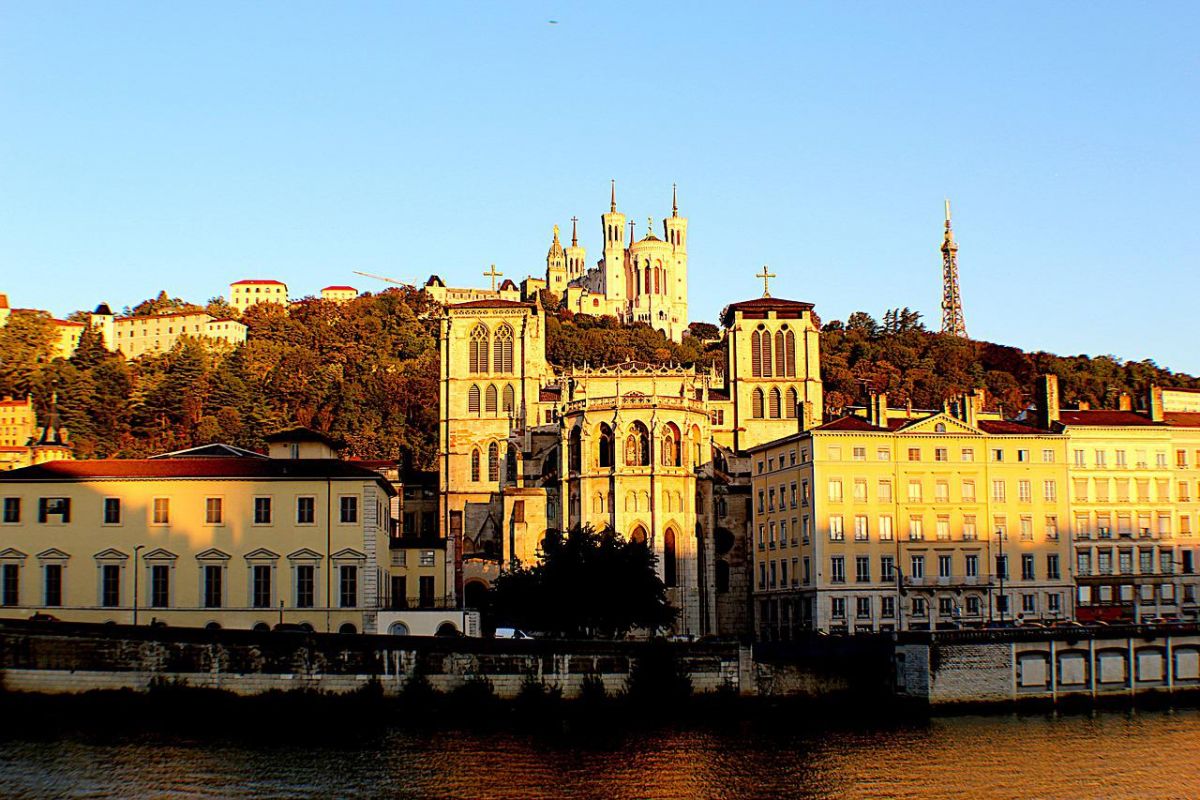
[493,627,531,639]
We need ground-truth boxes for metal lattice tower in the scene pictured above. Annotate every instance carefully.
[940,199,968,338]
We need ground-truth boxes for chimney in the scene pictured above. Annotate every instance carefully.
[1147,385,1164,422]
[961,390,981,428]
[800,400,817,431]
[1118,393,1133,412]
[1077,401,1090,411]
[867,392,888,428]
[1036,374,1060,429]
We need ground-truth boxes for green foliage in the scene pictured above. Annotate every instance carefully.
[489,524,677,638]
[124,290,201,318]
[0,311,56,398]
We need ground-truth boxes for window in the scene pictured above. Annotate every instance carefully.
[910,555,925,579]
[852,447,866,461]
[43,564,62,607]
[296,496,316,525]
[203,565,223,608]
[38,497,70,523]
[936,517,950,541]
[965,554,978,578]
[1046,516,1059,540]
[1018,480,1031,502]
[103,498,121,525]
[1043,480,1057,502]
[855,556,870,583]
[938,554,952,578]
[150,565,170,608]
[340,496,358,523]
[340,565,358,607]
[854,515,869,541]
[1074,449,1085,467]
[101,564,121,607]
[856,596,872,619]
[829,516,844,541]
[992,449,1004,462]
[877,448,890,462]
[881,596,895,618]
[878,480,892,502]
[938,597,954,616]
[1,564,19,606]
[253,565,272,608]
[966,596,981,615]
[152,498,169,525]
[908,448,921,462]
[1042,449,1055,463]
[254,497,272,525]
[907,481,922,502]
[935,481,949,502]
[961,448,974,462]
[296,565,315,608]
[853,479,867,502]
[830,556,845,583]
[2,498,18,524]
[935,447,948,462]
[908,517,924,541]
[912,597,927,617]
[831,597,846,619]
[881,556,895,582]
[205,497,223,525]
[1048,593,1061,613]
[1077,551,1092,576]
[828,479,843,502]
[995,555,1009,580]
[1017,449,1029,463]
[1020,517,1033,541]
[963,515,977,541]
[1098,550,1113,575]
[1022,594,1037,614]
[419,550,436,567]
[992,480,1006,502]
[962,480,975,501]
[1022,554,1035,581]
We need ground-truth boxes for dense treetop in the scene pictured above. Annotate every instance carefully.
[0,292,1194,466]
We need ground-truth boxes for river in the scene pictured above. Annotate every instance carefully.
[1,707,1198,799]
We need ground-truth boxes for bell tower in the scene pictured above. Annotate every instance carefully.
[565,216,586,282]
[600,180,626,302]
[662,183,689,324]
[545,225,567,297]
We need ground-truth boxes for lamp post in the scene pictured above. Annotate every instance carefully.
[132,544,144,626]
[995,529,1006,625]
[894,564,905,632]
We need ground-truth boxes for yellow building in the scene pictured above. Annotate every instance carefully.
[229,279,288,312]
[50,318,85,359]
[0,437,395,634]
[0,293,9,327]
[320,285,359,303]
[436,278,823,636]
[89,304,247,359]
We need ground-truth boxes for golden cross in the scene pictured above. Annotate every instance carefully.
[757,265,776,297]
[484,263,503,291]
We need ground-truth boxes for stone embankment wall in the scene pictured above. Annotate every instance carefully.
[896,626,1200,705]
[0,621,747,699]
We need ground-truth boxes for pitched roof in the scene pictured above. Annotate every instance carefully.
[720,296,814,326]
[0,458,395,493]
[263,427,340,448]
[449,299,535,310]
[231,279,286,286]
[498,279,518,291]
[977,419,1050,435]
[1057,409,1162,427]
[814,415,888,432]
[1163,412,1200,428]
[322,285,357,292]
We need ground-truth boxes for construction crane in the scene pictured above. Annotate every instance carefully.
[353,270,418,290]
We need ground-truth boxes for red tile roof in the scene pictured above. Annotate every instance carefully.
[977,419,1049,435]
[449,299,535,310]
[1,457,394,492]
[52,319,85,328]
[1163,412,1200,428]
[322,285,357,292]
[0,294,8,309]
[231,279,286,286]
[720,297,814,326]
[814,415,887,432]
[1057,409,1161,427]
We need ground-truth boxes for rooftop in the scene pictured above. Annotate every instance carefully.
[720,296,815,326]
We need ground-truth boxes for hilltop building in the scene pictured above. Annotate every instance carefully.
[88,304,246,358]
[229,279,288,312]
[320,286,359,303]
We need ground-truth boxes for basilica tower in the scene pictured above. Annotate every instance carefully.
[600,180,627,305]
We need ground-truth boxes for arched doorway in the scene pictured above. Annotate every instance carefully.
[436,621,460,637]
[388,622,410,636]
[630,525,648,545]
[338,622,357,634]
[464,580,488,610]
[663,527,678,587]
[252,622,271,633]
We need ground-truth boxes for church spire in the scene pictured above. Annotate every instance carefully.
[672,183,678,217]
[570,216,578,247]
[610,179,617,213]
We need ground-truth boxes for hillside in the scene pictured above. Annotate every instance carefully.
[0,293,1194,466]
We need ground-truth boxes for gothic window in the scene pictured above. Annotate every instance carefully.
[750,330,762,377]
[502,384,515,414]
[691,425,702,466]
[774,331,786,376]
[663,528,677,587]
[630,525,648,545]
[471,448,481,482]
[493,325,514,373]
[786,387,799,419]
[661,422,681,467]
[485,384,498,414]
[505,444,518,486]
[598,423,614,468]
[785,329,797,377]
[469,325,489,373]
[761,330,773,377]
[568,427,582,473]
[644,262,651,294]
[769,388,782,419]
[625,421,650,467]
[487,442,500,482]
[468,384,481,415]
[626,493,636,513]
[752,388,765,419]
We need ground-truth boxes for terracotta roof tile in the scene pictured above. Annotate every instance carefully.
[322,285,357,292]
[1058,410,1161,427]
[1163,412,1200,428]
[814,415,887,432]
[449,299,535,310]
[231,279,286,286]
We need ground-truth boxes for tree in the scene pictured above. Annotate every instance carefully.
[124,290,201,318]
[489,525,677,638]
[204,296,240,319]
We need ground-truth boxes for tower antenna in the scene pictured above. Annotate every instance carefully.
[940,199,968,338]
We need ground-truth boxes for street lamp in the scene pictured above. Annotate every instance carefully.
[995,529,1007,625]
[132,544,145,625]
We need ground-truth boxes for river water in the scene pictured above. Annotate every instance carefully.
[1,707,1198,799]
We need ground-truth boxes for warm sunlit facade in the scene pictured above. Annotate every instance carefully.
[229,279,288,312]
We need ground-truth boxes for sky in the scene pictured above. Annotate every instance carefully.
[1,3,1197,371]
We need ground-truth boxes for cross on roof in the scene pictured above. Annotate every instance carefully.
[484,264,503,291]
[757,265,776,297]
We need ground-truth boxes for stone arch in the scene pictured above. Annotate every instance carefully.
[661,422,681,467]
[774,330,786,376]
[464,580,488,610]
[468,384,481,415]
[493,324,514,373]
[469,324,490,373]
[761,329,773,377]
[663,527,678,587]
[487,441,500,482]
[338,622,357,635]
[752,388,765,419]
[769,387,782,419]
[598,422,614,468]
[471,448,481,482]
[252,621,270,633]
[630,524,648,545]
[435,621,460,637]
[593,493,604,514]
[388,621,411,636]
[568,426,582,472]
[625,420,650,466]
[502,383,515,414]
[662,491,672,513]
[786,387,799,419]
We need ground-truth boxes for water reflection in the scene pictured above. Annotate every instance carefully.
[2,709,1198,799]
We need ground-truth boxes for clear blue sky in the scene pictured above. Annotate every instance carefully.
[2,3,1197,372]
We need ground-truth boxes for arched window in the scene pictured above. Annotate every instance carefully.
[493,325,514,373]
[502,384,515,414]
[785,329,797,377]
[487,442,500,482]
[471,448,481,482]
[769,388,782,419]
[593,493,604,514]
[761,330,773,377]
[661,422,681,467]
[663,528,677,587]
[468,384,481,415]
[485,384,498,414]
[625,421,650,466]
[774,331,786,376]
[786,387,799,419]
[662,492,672,513]
[691,425,702,466]
[469,325,489,373]
[752,388,765,419]
[644,263,652,294]
[598,423,614,468]
[630,525,648,545]
[505,443,518,486]
[568,427,582,473]
[750,330,762,377]
[625,492,636,513]
[654,266,661,294]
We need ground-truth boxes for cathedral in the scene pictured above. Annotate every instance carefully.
[436,265,823,636]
